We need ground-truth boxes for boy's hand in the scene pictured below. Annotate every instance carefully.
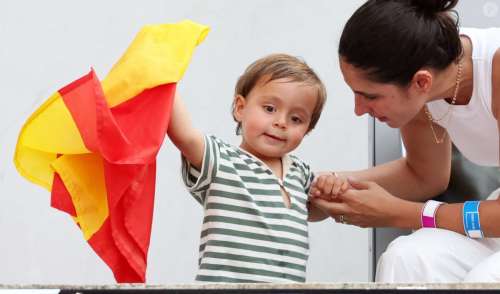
[309,172,350,201]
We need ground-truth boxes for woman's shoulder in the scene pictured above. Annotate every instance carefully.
[459,27,500,33]
[459,27,500,43]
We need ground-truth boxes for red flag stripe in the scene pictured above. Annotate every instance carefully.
[51,70,175,282]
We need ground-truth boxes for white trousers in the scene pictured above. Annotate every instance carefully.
[377,188,500,282]
[376,228,500,282]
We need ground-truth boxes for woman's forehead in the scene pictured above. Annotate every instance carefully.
[340,60,403,93]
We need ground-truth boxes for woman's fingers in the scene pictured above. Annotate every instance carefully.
[346,177,372,190]
[337,185,362,202]
[310,197,350,216]
[311,198,356,225]
[312,179,397,228]
[341,180,349,193]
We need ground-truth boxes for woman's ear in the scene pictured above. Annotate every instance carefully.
[233,95,246,122]
[411,70,433,93]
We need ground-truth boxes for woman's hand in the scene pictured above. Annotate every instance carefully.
[311,178,420,228]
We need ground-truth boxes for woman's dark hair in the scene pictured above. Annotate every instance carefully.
[338,0,462,86]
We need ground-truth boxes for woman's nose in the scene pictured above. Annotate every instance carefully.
[354,96,370,117]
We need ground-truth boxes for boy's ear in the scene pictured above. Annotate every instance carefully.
[233,95,246,121]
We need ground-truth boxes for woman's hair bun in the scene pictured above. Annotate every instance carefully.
[409,0,459,14]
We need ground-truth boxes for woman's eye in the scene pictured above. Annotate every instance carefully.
[355,93,377,100]
[263,105,275,112]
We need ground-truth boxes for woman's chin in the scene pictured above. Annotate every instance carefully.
[384,119,401,128]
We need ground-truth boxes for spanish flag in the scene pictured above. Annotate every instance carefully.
[14,20,209,283]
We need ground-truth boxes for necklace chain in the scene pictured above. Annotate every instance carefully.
[423,60,463,144]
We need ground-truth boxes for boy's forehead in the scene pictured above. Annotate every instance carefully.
[255,74,290,87]
[255,85,318,113]
[256,76,314,91]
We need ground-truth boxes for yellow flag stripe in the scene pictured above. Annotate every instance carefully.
[14,20,210,240]
[14,92,89,190]
[102,20,209,106]
[52,154,108,240]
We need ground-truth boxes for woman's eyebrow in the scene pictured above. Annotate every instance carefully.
[354,90,378,98]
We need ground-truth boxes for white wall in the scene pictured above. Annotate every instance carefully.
[0,0,369,284]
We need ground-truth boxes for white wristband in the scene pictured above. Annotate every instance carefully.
[421,200,443,228]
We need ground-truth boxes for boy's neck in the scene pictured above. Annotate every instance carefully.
[264,158,283,180]
[238,145,285,179]
[252,154,283,179]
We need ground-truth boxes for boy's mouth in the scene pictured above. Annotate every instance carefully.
[264,133,286,142]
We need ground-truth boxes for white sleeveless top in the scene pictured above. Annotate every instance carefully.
[426,27,500,167]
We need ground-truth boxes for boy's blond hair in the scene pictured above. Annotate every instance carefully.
[232,53,327,135]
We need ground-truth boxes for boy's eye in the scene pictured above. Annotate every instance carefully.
[291,116,303,124]
[263,105,275,113]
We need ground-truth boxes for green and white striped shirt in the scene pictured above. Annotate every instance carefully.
[182,135,314,283]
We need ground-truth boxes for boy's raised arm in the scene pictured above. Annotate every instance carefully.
[167,93,205,170]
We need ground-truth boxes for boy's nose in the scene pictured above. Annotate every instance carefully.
[273,115,287,129]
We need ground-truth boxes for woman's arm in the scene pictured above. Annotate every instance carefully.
[167,93,205,170]
[331,109,452,202]
[312,178,500,237]
[311,47,500,237]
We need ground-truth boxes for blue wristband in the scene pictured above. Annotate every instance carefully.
[463,201,483,238]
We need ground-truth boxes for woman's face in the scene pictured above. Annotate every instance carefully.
[339,58,426,128]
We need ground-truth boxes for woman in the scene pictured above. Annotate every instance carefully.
[310,0,500,282]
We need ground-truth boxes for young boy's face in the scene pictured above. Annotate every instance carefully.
[234,76,318,160]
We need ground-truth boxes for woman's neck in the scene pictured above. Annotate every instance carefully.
[428,36,474,105]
